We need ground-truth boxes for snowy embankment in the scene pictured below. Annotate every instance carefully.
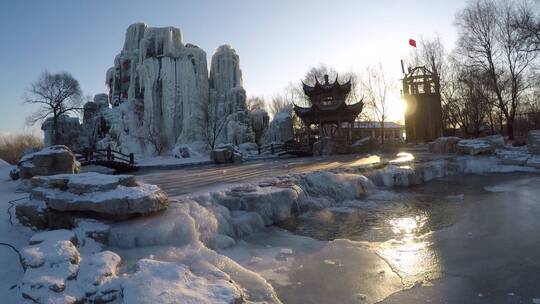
[3,153,540,303]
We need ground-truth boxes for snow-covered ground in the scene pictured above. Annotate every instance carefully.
[2,151,540,303]
[137,155,211,168]
[0,163,33,302]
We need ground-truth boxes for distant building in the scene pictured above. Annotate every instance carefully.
[352,121,404,142]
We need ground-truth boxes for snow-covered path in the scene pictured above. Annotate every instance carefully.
[138,151,445,196]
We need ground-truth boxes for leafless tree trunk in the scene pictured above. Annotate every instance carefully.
[455,0,537,139]
[24,71,83,145]
[361,63,392,144]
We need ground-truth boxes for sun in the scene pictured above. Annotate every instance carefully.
[386,97,407,124]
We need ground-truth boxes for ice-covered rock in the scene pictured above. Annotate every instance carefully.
[250,108,270,144]
[351,137,377,153]
[528,130,540,154]
[19,229,124,304]
[209,45,253,145]
[172,143,199,158]
[92,23,256,157]
[17,145,79,179]
[480,134,505,148]
[495,148,530,166]
[456,139,494,155]
[121,259,243,304]
[29,172,168,218]
[211,144,243,164]
[526,154,540,168]
[313,137,335,156]
[41,115,84,150]
[263,111,294,144]
[20,230,80,303]
[428,136,461,153]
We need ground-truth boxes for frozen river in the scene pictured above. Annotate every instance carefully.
[221,173,540,303]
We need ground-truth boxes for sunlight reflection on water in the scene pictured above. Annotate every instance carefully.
[378,214,440,285]
[389,152,415,164]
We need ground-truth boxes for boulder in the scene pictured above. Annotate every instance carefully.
[456,139,494,155]
[495,149,530,166]
[262,111,294,144]
[526,155,540,169]
[351,137,378,153]
[9,167,20,180]
[19,229,123,304]
[18,145,79,179]
[28,172,168,219]
[313,137,335,156]
[121,259,243,304]
[211,144,242,164]
[428,136,461,153]
[480,134,505,148]
[172,144,199,159]
[527,130,540,154]
[21,230,80,303]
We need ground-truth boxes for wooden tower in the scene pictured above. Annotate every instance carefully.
[401,66,443,143]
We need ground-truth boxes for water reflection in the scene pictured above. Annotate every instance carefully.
[388,215,426,235]
[389,152,415,164]
[378,215,441,286]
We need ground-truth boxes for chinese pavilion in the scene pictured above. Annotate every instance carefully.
[294,75,364,153]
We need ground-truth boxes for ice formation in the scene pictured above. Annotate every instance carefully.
[45,23,255,157]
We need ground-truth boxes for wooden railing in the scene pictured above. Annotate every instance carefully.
[258,143,284,155]
[79,147,135,167]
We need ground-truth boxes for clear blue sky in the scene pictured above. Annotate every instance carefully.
[0,0,466,134]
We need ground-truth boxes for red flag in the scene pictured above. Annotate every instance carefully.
[409,39,417,48]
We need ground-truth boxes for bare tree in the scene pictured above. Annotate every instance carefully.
[303,64,359,104]
[199,100,229,150]
[143,119,168,155]
[246,96,266,113]
[514,0,540,52]
[455,0,537,139]
[361,63,392,144]
[25,71,83,145]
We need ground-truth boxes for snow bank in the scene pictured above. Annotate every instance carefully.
[121,258,242,304]
[0,158,8,166]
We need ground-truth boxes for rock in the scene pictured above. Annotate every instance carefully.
[28,172,168,219]
[121,259,243,304]
[31,172,136,194]
[239,142,259,155]
[528,130,540,154]
[16,200,77,230]
[428,136,461,153]
[19,229,122,304]
[351,137,378,153]
[496,149,529,166]
[526,155,540,168]
[21,230,80,303]
[18,146,79,179]
[209,45,253,145]
[172,144,198,158]
[9,167,19,180]
[262,111,294,144]
[74,251,122,302]
[41,115,84,150]
[456,139,494,155]
[313,137,335,156]
[249,109,270,144]
[211,144,243,164]
[480,134,505,148]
